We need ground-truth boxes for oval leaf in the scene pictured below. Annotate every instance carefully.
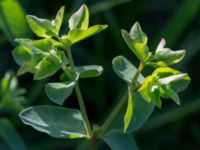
[76,65,103,78]
[112,55,143,84]
[45,81,76,105]
[103,129,138,150]
[19,105,87,138]
[55,6,65,33]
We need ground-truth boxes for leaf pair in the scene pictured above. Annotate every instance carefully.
[12,39,67,80]
[149,38,186,67]
[138,67,190,107]
[121,22,149,61]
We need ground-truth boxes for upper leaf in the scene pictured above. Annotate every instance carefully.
[153,38,185,65]
[121,22,149,61]
[66,25,108,45]
[19,105,87,138]
[26,15,56,38]
[55,6,65,33]
[112,55,144,84]
[69,4,89,30]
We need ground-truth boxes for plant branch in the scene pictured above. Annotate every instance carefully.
[99,62,145,137]
[65,47,93,138]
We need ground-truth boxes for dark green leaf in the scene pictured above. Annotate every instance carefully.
[112,55,143,84]
[45,81,76,105]
[0,119,27,150]
[19,105,87,138]
[76,65,103,78]
[69,4,89,30]
[103,129,138,150]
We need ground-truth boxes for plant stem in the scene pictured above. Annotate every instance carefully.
[65,47,93,138]
[99,62,145,137]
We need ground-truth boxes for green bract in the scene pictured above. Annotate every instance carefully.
[121,22,149,61]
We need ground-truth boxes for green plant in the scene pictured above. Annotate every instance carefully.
[12,4,190,150]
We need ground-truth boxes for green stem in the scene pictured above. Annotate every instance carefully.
[65,47,93,138]
[99,62,145,137]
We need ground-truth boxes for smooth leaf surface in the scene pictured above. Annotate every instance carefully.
[55,6,65,33]
[45,81,76,105]
[124,86,135,132]
[0,119,27,150]
[67,25,108,44]
[19,105,87,138]
[69,4,89,30]
[0,0,30,44]
[26,15,56,38]
[103,129,138,150]
[76,65,103,78]
[112,55,143,84]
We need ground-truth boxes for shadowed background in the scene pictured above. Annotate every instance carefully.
[0,0,200,149]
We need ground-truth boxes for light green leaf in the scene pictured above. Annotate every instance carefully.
[26,15,56,38]
[33,55,61,80]
[124,86,135,132]
[45,81,76,105]
[121,22,149,61]
[69,4,89,30]
[159,73,187,85]
[67,25,108,44]
[55,6,65,33]
[19,105,87,138]
[153,67,191,93]
[130,22,148,44]
[154,38,185,65]
[112,55,143,84]
[0,119,27,150]
[103,129,138,150]
[76,65,103,78]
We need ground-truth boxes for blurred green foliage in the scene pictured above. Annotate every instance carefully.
[0,0,200,149]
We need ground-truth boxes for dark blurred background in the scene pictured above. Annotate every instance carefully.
[0,0,200,149]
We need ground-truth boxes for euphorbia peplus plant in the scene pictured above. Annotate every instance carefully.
[12,4,190,150]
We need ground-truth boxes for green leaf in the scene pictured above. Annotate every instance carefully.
[69,4,89,30]
[162,85,180,105]
[124,86,135,132]
[0,0,31,44]
[127,93,154,132]
[159,73,187,85]
[76,65,103,78]
[112,55,144,84]
[45,81,76,105]
[130,22,148,44]
[26,15,56,38]
[19,105,87,138]
[67,25,108,45]
[55,6,65,33]
[121,22,149,61]
[33,55,61,80]
[153,67,191,93]
[153,38,185,65]
[103,129,138,150]
[0,119,27,150]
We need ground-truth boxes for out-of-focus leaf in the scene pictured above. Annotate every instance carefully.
[0,0,31,44]
[19,105,87,138]
[0,119,27,150]
[103,129,138,150]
